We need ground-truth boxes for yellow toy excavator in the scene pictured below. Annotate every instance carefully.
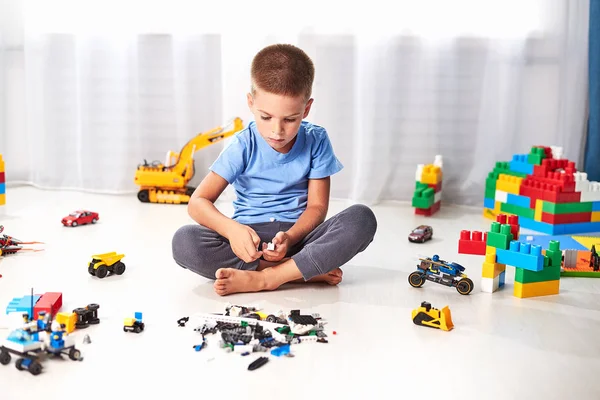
[411,301,454,331]
[134,117,244,204]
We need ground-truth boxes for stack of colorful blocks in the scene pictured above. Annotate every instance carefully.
[459,214,562,298]
[484,145,600,234]
[0,154,5,214]
[412,155,443,216]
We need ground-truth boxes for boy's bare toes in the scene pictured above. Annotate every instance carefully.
[215,268,234,280]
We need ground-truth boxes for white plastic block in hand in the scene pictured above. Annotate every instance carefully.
[267,242,275,251]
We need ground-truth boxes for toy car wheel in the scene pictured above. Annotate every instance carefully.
[408,271,426,288]
[29,361,42,376]
[123,327,128,332]
[15,358,24,370]
[134,326,141,333]
[266,315,278,323]
[0,349,11,365]
[92,218,98,224]
[95,266,108,279]
[456,278,474,295]
[114,261,126,275]
[88,265,96,276]
[72,221,78,227]
[69,348,81,361]
[137,190,150,203]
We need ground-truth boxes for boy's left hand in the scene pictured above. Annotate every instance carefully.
[262,231,289,262]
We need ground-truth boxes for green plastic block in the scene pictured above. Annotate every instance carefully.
[485,186,496,200]
[545,241,562,267]
[486,224,513,250]
[412,184,435,209]
[527,147,546,166]
[412,195,434,209]
[541,201,593,214]
[515,265,561,284]
[500,202,535,219]
[561,270,600,278]
[486,173,498,189]
[491,162,528,179]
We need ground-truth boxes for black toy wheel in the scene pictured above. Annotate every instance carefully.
[0,349,11,365]
[138,190,150,203]
[114,262,126,275]
[123,327,128,332]
[15,358,24,370]
[88,303,100,311]
[69,348,81,361]
[266,315,277,323]
[456,278,474,295]
[88,265,95,275]
[408,271,426,288]
[92,218,98,224]
[413,312,435,327]
[29,361,42,375]
[95,266,108,279]
[134,326,141,333]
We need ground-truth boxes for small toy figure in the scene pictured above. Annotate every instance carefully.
[61,210,99,227]
[408,255,474,295]
[412,301,453,331]
[123,312,144,333]
[408,225,433,243]
[177,316,189,327]
[591,245,599,272]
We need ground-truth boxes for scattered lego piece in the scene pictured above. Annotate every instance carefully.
[332,331,337,335]
[0,225,44,257]
[83,334,91,344]
[248,356,269,371]
[177,316,189,327]
[408,225,433,243]
[73,304,100,329]
[267,242,275,251]
[123,312,144,333]
[412,301,453,331]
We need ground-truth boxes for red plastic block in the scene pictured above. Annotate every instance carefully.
[541,211,591,224]
[427,182,442,193]
[458,230,487,255]
[34,292,63,319]
[0,172,4,182]
[533,159,576,177]
[508,215,520,239]
[520,179,582,204]
[414,201,440,216]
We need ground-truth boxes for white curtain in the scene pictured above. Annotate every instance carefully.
[0,0,590,205]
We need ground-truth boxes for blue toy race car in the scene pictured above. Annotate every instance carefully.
[408,255,474,295]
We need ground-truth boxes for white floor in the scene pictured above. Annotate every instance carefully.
[1,186,600,400]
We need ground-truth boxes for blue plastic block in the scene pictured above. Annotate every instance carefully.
[6,295,41,316]
[519,217,557,235]
[557,221,600,235]
[498,271,506,287]
[509,155,534,175]
[506,193,531,208]
[496,241,544,271]
[593,202,600,212]
[271,344,291,357]
[135,312,143,321]
[484,197,495,209]
[0,182,5,194]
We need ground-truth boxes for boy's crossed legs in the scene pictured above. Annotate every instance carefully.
[172,204,377,295]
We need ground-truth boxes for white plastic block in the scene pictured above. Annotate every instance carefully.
[267,242,275,251]
[550,145,563,160]
[433,155,443,169]
[481,276,500,293]
[581,187,600,202]
[494,190,508,203]
[573,172,589,192]
[415,164,424,182]
[434,190,442,204]
[233,344,254,354]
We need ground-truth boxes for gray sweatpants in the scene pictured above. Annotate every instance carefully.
[171,204,377,281]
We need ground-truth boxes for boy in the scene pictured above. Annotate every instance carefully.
[171,44,377,296]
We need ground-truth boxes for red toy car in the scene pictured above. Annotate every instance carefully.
[61,210,99,227]
[408,225,433,243]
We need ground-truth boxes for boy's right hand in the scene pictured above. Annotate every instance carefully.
[228,224,263,263]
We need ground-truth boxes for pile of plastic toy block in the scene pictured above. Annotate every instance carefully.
[0,154,5,215]
[484,145,600,235]
[459,214,562,298]
[412,155,443,216]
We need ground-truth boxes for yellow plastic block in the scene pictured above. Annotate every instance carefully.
[55,312,77,333]
[592,212,600,223]
[535,199,543,221]
[0,154,4,173]
[482,261,505,279]
[0,194,5,205]
[421,165,442,185]
[496,174,523,195]
[514,280,560,298]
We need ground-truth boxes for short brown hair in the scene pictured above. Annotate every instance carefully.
[251,44,315,101]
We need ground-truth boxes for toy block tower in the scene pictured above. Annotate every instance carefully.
[483,145,600,234]
[0,154,5,215]
[412,155,442,216]
[458,213,561,298]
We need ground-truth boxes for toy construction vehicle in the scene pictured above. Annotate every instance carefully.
[134,117,244,204]
[412,301,454,331]
[88,252,126,279]
[124,312,144,333]
[408,255,474,295]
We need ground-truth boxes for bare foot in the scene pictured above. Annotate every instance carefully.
[300,268,343,285]
[213,268,267,296]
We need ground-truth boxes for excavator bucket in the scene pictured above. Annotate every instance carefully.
[439,306,454,331]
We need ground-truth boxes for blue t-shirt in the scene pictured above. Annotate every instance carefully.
[209,120,343,224]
